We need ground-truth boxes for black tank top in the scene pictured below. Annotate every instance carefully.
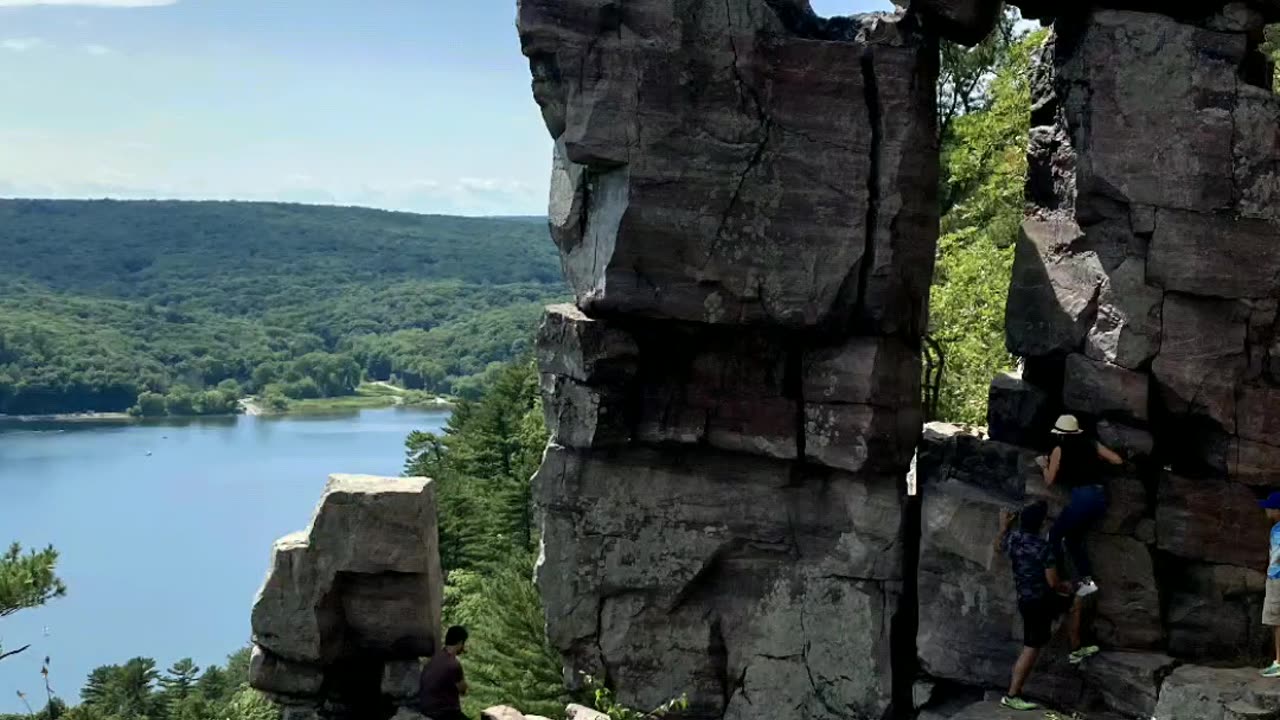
[1056,434,1101,489]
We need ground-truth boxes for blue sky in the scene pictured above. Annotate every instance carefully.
[0,0,893,216]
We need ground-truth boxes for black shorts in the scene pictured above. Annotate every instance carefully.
[1019,594,1073,649]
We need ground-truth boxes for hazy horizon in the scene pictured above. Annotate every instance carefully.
[0,0,893,217]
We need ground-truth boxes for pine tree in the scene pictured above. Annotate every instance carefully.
[404,359,546,573]
[158,658,200,716]
[0,543,66,661]
[447,552,567,718]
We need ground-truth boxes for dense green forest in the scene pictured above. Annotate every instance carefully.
[927,14,1041,424]
[0,201,564,416]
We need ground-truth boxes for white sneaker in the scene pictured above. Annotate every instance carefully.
[1076,578,1099,597]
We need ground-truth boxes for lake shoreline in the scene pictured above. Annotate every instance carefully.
[0,399,455,425]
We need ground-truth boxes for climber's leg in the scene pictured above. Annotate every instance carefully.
[1009,598,1051,697]
[1067,595,1084,651]
[1052,485,1108,581]
[1263,579,1280,676]
[1007,645,1040,698]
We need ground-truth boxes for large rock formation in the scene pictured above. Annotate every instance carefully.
[519,1,938,717]
[1002,0,1280,668]
[248,475,443,720]
[519,0,1280,719]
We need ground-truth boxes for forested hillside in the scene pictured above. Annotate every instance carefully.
[0,200,564,415]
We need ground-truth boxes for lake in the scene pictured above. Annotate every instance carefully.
[0,407,450,711]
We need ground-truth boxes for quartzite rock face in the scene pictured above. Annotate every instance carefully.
[991,4,1280,704]
[524,0,1280,718]
[536,445,902,719]
[520,0,938,334]
[249,475,442,719]
[521,3,937,717]
[1008,6,1280,478]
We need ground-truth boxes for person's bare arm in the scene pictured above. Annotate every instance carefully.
[995,509,1015,553]
[457,665,468,696]
[1096,441,1124,466]
[1045,446,1062,486]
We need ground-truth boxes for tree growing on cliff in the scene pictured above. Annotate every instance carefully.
[405,359,545,573]
[0,543,66,661]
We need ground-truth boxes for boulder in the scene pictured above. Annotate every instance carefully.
[1062,352,1149,422]
[1085,257,1163,370]
[565,705,609,720]
[986,371,1052,448]
[1081,651,1179,719]
[391,710,429,720]
[481,707,526,720]
[917,474,1022,692]
[1005,218,1104,357]
[251,475,443,665]
[917,422,1040,502]
[1154,664,1280,720]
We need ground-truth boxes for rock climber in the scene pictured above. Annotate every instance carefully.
[1259,492,1280,678]
[994,500,1090,712]
[418,625,470,720]
[1040,414,1124,600]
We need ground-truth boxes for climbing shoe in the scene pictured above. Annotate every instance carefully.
[1076,578,1099,598]
[1000,696,1040,711]
[1261,662,1280,678]
[1068,645,1100,665]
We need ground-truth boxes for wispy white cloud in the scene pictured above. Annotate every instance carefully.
[0,0,175,6]
[1,37,45,51]
[83,43,112,55]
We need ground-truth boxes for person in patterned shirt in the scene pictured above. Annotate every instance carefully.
[994,500,1092,712]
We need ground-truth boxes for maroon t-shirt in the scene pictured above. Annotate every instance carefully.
[417,652,464,714]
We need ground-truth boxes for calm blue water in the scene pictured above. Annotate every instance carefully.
[0,408,449,710]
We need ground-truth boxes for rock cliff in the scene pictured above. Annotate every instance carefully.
[1000,0,1280,671]
[519,0,1280,719]
[520,0,941,716]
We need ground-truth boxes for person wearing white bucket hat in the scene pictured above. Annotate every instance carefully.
[1041,414,1124,663]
